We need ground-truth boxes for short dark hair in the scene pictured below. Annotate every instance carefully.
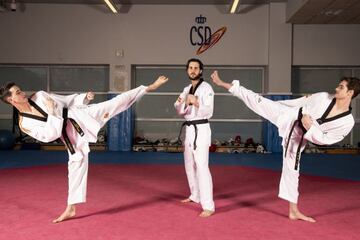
[341,77,360,99]
[0,82,16,104]
[186,58,204,72]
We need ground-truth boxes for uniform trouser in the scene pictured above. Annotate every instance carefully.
[68,154,89,205]
[85,86,145,127]
[67,86,145,205]
[278,126,306,204]
[232,85,302,204]
[184,144,215,211]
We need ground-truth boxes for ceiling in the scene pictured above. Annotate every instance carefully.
[2,0,281,4]
[288,0,360,24]
[1,0,360,24]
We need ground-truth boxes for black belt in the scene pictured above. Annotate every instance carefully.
[62,108,84,155]
[284,108,306,171]
[285,99,352,170]
[177,119,209,150]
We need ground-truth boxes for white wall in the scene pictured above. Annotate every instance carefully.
[0,4,268,91]
[0,3,360,93]
[267,3,292,93]
[293,25,360,66]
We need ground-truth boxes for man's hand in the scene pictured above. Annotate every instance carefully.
[177,96,184,103]
[86,92,95,101]
[301,114,313,130]
[211,71,223,86]
[147,76,169,92]
[211,71,232,90]
[186,94,199,107]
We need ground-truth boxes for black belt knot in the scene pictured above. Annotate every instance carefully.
[177,119,209,150]
[284,108,306,170]
[62,108,84,155]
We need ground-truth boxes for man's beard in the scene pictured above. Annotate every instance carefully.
[188,72,202,81]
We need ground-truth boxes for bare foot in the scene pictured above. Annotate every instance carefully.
[288,202,316,223]
[289,209,316,223]
[199,210,214,218]
[180,198,193,203]
[52,205,76,223]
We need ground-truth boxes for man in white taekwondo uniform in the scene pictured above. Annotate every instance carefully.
[175,58,215,217]
[0,76,168,223]
[211,70,360,223]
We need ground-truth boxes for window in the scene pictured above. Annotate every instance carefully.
[133,65,264,143]
[0,64,109,135]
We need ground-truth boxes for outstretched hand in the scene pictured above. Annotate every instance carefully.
[211,71,223,86]
[211,71,232,90]
[147,76,169,92]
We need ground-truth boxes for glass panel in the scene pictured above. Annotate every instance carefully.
[0,102,13,116]
[352,123,360,148]
[134,67,263,93]
[0,66,47,91]
[355,98,360,120]
[50,66,109,92]
[0,119,13,130]
[135,95,178,119]
[134,66,264,147]
[134,68,187,92]
[135,95,261,120]
[292,68,352,94]
[204,68,263,93]
[354,69,360,79]
[213,96,261,119]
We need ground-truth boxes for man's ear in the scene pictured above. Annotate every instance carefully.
[348,89,354,98]
[6,96,13,104]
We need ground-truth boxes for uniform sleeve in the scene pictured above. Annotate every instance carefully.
[108,85,148,114]
[174,87,190,116]
[73,93,89,105]
[228,80,263,109]
[228,80,246,99]
[277,95,309,107]
[24,115,64,143]
[196,86,214,118]
[49,93,89,107]
[304,120,354,145]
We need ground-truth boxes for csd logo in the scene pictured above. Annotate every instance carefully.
[189,15,227,55]
[190,15,212,46]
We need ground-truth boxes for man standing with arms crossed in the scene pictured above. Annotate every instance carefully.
[175,58,215,217]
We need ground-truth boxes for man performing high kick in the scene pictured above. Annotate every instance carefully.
[0,76,168,223]
[211,70,359,222]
